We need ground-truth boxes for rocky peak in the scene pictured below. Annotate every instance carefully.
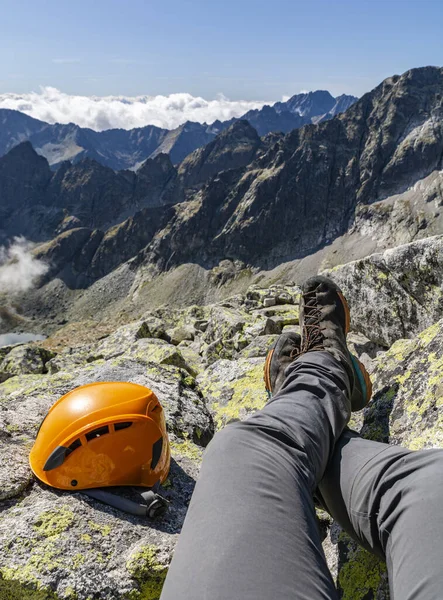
[0,142,51,212]
[45,158,135,227]
[0,109,48,156]
[206,119,226,135]
[138,152,175,177]
[273,90,358,123]
[329,94,358,115]
[1,139,45,165]
[239,104,306,136]
[134,153,182,208]
[178,120,261,189]
[288,90,335,116]
[149,120,216,165]
[47,157,123,197]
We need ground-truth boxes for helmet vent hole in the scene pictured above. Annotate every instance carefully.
[67,439,82,454]
[71,480,78,487]
[114,421,132,431]
[151,437,164,470]
[86,425,109,441]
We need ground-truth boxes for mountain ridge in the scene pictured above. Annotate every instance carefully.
[0,90,357,170]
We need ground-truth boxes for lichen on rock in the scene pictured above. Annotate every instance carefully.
[337,533,389,600]
[2,264,443,599]
[197,357,267,428]
[125,545,169,600]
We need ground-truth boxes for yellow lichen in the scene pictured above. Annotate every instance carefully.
[338,538,387,600]
[0,578,58,600]
[33,507,74,539]
[126,545,168,600]
[395,369,412,385]
[386,338,414,362]
[1,539,64,592]
[212,363,267,428]
[87,521,111,537]
[169,438,203,461]
[418,322,441,346]
[72,554,85,569]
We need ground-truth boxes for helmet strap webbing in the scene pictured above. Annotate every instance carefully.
[82,488,168,518]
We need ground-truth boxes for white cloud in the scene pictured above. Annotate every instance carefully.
[0,87,270,131]
[0,237,48,294]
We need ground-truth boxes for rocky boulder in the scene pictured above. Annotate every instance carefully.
[325,235,443,346]
[0,344,56,381]
[197,357,267,428]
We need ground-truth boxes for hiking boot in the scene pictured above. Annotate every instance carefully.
[299,275,371,410]
[264,332,301,397]
[264,328,371,410]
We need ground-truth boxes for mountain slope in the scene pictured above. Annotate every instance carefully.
[142,67,443,271]
[1,67,442,295]
[0,142,183,243]
[178,120,263,189]
[0,109,49,154]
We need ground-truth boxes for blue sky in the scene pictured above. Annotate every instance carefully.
[0,0,442,100]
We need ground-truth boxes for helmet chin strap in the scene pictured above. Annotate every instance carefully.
[82,487,169,518]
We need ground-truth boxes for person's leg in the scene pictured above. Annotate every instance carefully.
[318,429,443,599]
[160,351,351,600]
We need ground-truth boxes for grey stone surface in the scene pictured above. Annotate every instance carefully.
[325,235,443,346]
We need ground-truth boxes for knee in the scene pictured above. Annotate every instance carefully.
[393,449,443,509]
[416,450,443,490]
[206,420,247,452]
[203,419,261,465]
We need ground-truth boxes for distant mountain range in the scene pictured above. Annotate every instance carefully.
[0,91,357,171]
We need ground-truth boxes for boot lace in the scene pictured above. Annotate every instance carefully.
[289,345,300,360]
[301,290,325,352]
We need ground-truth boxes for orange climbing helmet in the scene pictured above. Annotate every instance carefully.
[29,382,171,517]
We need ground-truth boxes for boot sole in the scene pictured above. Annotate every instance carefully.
[350,354,373,410]
[264,333,301,396]
[263,347,274,394]
[337,290,351,335]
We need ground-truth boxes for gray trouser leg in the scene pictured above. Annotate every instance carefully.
[161,352,351,600]
[318,429,443,599]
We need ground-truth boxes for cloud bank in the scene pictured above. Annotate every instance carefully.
[0,87,270,131]
[0,237,48,295]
